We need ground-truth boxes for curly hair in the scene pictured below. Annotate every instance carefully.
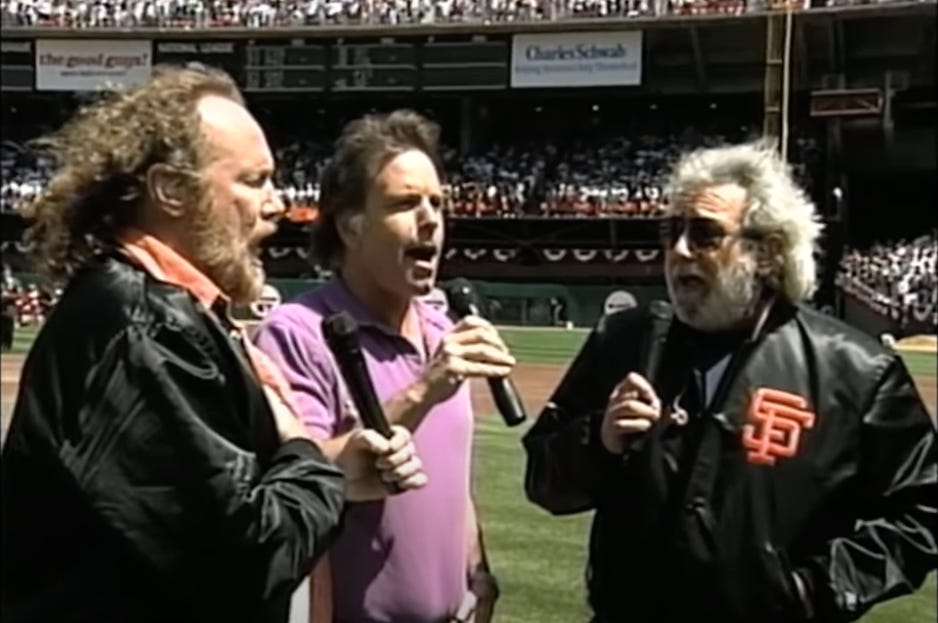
[665,139,824,303]
[313,110,443,269]
[20,64,243,285]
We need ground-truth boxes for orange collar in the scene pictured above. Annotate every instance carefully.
[115,228,300,413]
[116,228,228,310]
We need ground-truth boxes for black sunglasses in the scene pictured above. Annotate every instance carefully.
[659,216,762,252]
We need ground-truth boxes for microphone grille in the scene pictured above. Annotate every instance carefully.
[443,278,477,317]
[322,311,359,347]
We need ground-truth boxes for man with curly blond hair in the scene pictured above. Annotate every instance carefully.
[0,66,426,623]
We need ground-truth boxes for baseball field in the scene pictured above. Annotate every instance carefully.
[2,326,935,622]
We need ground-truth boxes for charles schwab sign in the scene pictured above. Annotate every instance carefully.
[510,31,642,88]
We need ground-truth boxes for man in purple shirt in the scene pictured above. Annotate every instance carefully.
[254,110,515,623]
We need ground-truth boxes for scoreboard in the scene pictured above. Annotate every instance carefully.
[0,39,34,92]
[2,35,510,93]
[243,40,328,92]
[421,37,508,90]
[329,40,417,92]
[153,40,244,83]
[153,36,506,93]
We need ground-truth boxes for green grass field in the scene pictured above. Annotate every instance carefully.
[5,325,936,621]
[497,325,938,377]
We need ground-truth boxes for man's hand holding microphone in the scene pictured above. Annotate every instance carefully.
[419,314,517,406]
[386,279,524,433]
[600,373,662,455]
[265,383,427,501]
[600,299,672,455]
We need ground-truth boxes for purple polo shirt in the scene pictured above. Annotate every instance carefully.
[253,279,473,623]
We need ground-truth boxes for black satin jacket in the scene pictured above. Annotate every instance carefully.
[1,255,346,623]
[523,300,937,623]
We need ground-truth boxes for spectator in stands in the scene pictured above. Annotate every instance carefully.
[838,233,937,332]
[1,0,758,28]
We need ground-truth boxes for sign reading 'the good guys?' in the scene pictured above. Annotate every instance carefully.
[510,31,643,88]
[36,39,152,92]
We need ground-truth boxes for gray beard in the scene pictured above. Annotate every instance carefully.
[666,256,762,332]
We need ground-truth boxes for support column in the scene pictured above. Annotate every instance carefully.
[763,8,794,161]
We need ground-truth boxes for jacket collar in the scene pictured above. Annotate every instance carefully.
[115,228,303,415]
[116,227,228,310]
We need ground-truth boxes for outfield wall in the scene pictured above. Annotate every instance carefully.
[245,278,668,328]
[11,271,932,337]
[842,290,936,340]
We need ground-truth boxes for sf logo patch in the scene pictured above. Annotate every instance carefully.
[741,388,815,466]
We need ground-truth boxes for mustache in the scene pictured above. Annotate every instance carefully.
[249,220,278,245]
[671,265,707,280]
[403,240,440,261]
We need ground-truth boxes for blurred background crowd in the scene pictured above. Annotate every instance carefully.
[2,117,822,219]
[5,0,905,29]
[837,234,938,330]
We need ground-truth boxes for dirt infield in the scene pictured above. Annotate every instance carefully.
[2,355,935,436]
[469,363,568,420]
[897,335,938,352]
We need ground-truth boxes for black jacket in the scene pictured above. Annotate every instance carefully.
[1,255,346,623]
[523,300,937,623]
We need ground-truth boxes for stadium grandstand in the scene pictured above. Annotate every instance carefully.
[1,0,935,340]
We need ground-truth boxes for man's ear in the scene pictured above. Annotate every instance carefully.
[756,233,784,276]
[146,164,188,219]
[336,212,366,250]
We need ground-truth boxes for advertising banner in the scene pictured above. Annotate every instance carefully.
[36,39,152,91]
[510,31,642,88]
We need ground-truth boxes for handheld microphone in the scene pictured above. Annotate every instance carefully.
[443,278,527,428]
[627,300,673,455]
[641,300,673,388]
[322,311,394,439]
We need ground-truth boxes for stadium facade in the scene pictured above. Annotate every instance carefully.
[1,2,935,332]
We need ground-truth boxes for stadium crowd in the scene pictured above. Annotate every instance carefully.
[1,0,917,28]
[0,0,817,29]
[4,122,822,219]
[838,233,938,330]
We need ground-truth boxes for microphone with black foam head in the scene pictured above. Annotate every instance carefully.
[322,311,393,439]
[442,278,527,428]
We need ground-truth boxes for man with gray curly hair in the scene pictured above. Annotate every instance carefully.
[661,140,823,332]
[524,141,936,622]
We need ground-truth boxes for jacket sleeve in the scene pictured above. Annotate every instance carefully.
[522,316,633,515]
[799,355,938,621]
[57,323,346,606]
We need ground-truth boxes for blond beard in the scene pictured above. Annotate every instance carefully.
[667,254,762,332]
[186,194,265,306]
